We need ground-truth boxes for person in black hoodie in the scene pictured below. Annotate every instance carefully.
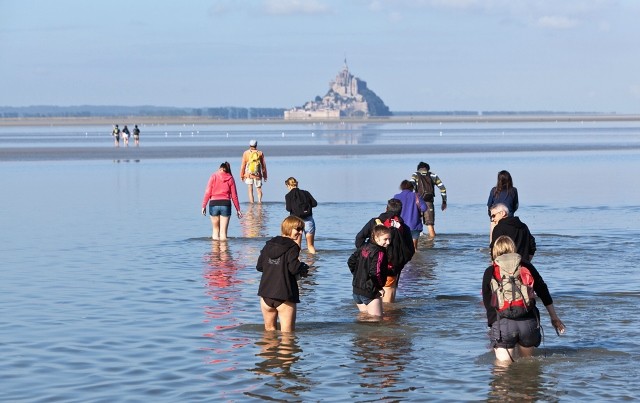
[284,177,318,254]
[489,203,536,261]
[355,198,415,303]
[257,216,309,332]
[348,225,392,317]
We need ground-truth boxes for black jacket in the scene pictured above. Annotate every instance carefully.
[285,188,317,219]
[347,242,389,299]
[354,212,415,275]
[256,236,306,303]
[490,216,537,259]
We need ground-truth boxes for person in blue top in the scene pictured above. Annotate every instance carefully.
[487,170,519,241]
[393,180,427,250]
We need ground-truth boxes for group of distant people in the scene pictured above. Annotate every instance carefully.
[111,124,140,147]
[200,140,566,364]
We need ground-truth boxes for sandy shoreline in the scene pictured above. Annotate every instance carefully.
[1,113,640,127]
[1,142,638,162]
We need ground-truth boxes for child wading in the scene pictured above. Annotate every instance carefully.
[347,225,391,317]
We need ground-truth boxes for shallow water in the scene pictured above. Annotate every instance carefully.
[1,121,640,401]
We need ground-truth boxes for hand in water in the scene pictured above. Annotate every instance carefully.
[551,318,566,336]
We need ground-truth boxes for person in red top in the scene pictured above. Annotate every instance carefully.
[202,162,243,240]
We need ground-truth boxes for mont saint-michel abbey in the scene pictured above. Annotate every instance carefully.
[284,61,391,120]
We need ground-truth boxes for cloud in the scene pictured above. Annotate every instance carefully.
[263,0,331,15]
[536,15,579,29]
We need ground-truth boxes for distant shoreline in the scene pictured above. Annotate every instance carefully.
[1,113,640,127]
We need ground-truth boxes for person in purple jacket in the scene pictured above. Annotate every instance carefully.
[393,180,427,250]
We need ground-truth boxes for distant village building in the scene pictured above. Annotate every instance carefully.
[284,61,391,120]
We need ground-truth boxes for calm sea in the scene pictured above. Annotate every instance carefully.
[1,120,640,402]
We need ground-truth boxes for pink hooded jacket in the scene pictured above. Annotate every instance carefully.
[202,170,241,212]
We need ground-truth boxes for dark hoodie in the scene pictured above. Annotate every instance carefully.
[490,216,537,260]
[354,211,415,275]
[256,236,305,303]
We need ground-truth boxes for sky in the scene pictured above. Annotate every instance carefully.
[1,0,639,113]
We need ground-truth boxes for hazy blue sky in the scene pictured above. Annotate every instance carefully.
[1,0,639,113]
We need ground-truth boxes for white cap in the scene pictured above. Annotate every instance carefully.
[249,139,257,147]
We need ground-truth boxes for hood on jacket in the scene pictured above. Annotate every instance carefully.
[494,252,521,274]
[501,216,527,229]
[264,236,298,259]
[377,211,406,225]
[217,171,235,184]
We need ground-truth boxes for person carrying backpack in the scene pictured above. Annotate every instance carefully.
[284,177,318,254]
[348,225,392,317]
[355,198,415,303]
[240,139,267,203]
[482,235,566,363]
[410,161,447,238]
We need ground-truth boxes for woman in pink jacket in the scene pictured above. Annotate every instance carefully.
[201,162,243,240]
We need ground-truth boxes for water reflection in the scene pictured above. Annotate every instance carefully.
[203,241,241,331]
[488,359,556,402]
[241,203,269,238]
[248,332,313,399]
[318,123,381,145]
[350,322,413,392]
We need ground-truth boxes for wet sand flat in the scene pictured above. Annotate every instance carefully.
[1,142,639,162]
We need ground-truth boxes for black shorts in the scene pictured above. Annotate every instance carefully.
[262,297,286,308]
[490,316,541,349]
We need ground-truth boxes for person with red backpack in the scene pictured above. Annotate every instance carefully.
[482,235,566,363]
[355,198,415,303]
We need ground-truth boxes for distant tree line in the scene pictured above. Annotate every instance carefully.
[0,106,287,119]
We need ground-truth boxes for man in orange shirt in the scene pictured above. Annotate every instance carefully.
[240,139,268,203]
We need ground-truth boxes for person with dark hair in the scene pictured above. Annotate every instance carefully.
[284,177,318,254]
[488,170,519,240]
[482,235,565,363]
[257,215,310,332]
[112,124,120,147]
[489,203,536,261]
[410,161,447,238]
[132,124,141,146]
[202,161,243,240]
[355,199,415,303]
[394,179,427,250]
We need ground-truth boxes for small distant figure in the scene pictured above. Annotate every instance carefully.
[488,170,519,241]
[489,203,536,262]
[240,139,267,203]
[201,161,243,240]
[132,125,140,146]
[411,162,447,238]
[482,235,566,363]
[394,179,427,250]
[121,125,130,147]
[112,124,120,147]
[355,198,415,303]
[256,216,310,332]
[284,177,318,254]
[348,225,392,317]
